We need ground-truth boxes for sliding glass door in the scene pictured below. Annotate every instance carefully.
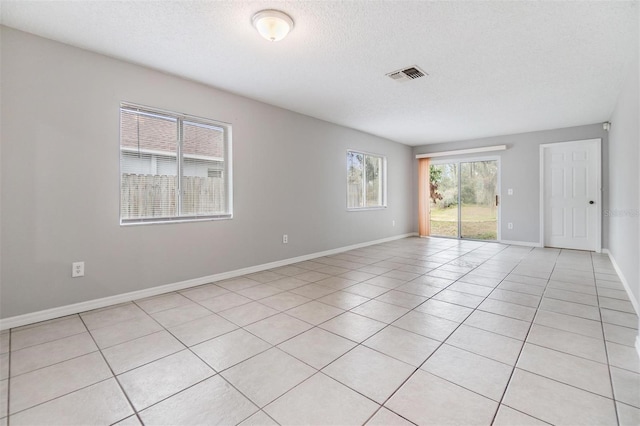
[460,160,499,239]
[429,163,458,237]
[429,159,499,240]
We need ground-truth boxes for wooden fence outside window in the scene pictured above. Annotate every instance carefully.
[121,174,225,218]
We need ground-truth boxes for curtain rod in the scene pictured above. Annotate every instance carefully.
[415,144,507,159]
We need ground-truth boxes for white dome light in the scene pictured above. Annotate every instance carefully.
[252,10,294,42]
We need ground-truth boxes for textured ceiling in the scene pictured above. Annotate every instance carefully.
[1,1,638,145]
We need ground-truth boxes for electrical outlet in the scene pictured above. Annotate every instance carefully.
[392,220,396,227]
[507,223,514,230]
[508,188,513,195]
[282,234,288,244]
[72,261,85,278]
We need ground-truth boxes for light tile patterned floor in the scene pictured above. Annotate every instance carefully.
[1,237,639,425]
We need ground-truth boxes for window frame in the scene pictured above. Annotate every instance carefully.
[119,102,233,226]
[346,149,388,211]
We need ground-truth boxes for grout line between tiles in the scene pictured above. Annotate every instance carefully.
[77,315,145,426]
[272,242,482,419]
[8,347,104,380]
[497,403,554,425]
[361,241,520,424]
[509,366,619,401]
[7,377,116,420]
[8,328,88,354]
[486,246,557,425]
[107,309,251,420]
[491,249,626,425]
[99,306,263,424]
[5,238,636,426]
[593,252,622,426]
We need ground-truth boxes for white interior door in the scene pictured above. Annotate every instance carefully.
[542,139,600,251]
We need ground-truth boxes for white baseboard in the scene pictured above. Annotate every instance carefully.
[603,249,640,359]
[0,233,417,330]
[498,239,543,248]
[420,236,542,248]
[602,249,640,317]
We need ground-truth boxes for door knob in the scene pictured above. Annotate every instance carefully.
[589,201,595,204]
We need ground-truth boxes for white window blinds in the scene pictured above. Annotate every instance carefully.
[119,104,232,224]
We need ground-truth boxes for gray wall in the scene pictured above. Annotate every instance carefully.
[0,27,414,318]
[412,125,609,245]
[607,44,639,311]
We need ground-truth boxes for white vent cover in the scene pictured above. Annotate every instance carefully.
[386,65,428,83]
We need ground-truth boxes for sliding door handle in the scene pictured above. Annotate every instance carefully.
[495,195,499,206]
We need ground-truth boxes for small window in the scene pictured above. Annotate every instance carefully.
[120,104,232,224]
[347,150,387,209]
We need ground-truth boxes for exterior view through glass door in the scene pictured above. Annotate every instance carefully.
[429,159,499,240]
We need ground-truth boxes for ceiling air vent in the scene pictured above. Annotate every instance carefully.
[386,65,428,83]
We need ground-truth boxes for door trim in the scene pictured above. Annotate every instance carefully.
[539,139,602,253]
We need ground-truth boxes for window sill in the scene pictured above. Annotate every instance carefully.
[347,206,387,212]
[120,214,233,226]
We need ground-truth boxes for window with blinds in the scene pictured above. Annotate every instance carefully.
[347,150,387,209]
[120,103,232,224]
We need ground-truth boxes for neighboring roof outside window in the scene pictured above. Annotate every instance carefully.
[121,109,224,159]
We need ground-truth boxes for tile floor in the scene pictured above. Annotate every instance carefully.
[1,237,639,425]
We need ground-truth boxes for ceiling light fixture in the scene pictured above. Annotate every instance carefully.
[252,9,294,42]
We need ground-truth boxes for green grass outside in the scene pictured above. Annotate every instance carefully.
[430,205,497,240]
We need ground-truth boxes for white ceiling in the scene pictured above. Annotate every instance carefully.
[1,1,638,146]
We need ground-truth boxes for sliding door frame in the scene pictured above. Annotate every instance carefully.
[429,155,501,241]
